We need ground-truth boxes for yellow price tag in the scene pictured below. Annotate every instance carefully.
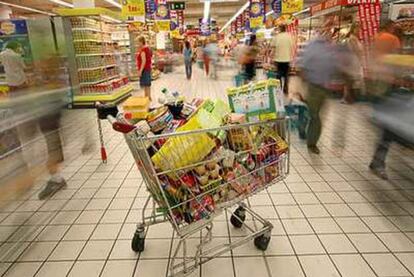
[156,20,170,32]
[282,0,303,14]
[122,0,145,17]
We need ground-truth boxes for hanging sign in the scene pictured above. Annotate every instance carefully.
[122,0,145,17]
[249,0,265,30]
[199,18,211,36]
[358,1,381,71]
[243,9,250,31]
[282,0,303,14]
[236,14,243,33]
[155,0,170,32]
[145,0,156,19]
[231,21,237,35]
[272,0,282,16]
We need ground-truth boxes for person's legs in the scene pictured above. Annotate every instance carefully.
[306,83,326,153]
[369,129,394,179]
[37,113,66,200]
[277,62,289,94]
[140,70,152,101]
[189,62,192,79]
[204,59,210,76]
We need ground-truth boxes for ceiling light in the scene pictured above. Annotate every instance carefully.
[103,0,122,9]
[219,1,249,33]
[0,1,55,16]
[48,0,73,8]
[203,0,211,22]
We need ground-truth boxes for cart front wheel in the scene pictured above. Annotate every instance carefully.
[230,206,246,229]
[132,233,145,252]
[254,234,271,251]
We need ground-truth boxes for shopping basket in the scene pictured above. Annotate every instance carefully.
[97,103,290,277]
[284,100,309,140]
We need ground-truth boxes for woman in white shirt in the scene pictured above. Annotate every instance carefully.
[0,41,27,91]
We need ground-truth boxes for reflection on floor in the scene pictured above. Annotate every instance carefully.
[0,66,413,277]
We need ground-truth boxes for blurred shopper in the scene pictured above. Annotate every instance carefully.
[183,41,193,80]
[297,24,342,154]
[136,36,153,101]
[341,24,364,104]
[203,41,210,76]
[0,41,27,91]
[196,43,204,70]
[114,42,128,77]
[239,34,258,82]
[367,21,404,179]
[206,39,219,79]
[271,25,294,94]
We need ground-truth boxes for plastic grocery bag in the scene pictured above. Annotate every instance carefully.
[151,112,216,178]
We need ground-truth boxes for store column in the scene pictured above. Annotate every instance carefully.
[73,0,95,8]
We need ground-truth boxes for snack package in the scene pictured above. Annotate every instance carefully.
[151,112,216,179]
[147,107,173,133]
[123,96,149,120]
[228,127,254,152]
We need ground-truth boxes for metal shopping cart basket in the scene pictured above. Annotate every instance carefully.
[97,104,290,277]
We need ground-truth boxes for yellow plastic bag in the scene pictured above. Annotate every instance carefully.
[151,113,216,177]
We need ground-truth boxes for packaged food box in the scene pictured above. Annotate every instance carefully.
[123,96,150,120]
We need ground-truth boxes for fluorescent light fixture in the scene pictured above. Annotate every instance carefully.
[219,1,249,33]
[0,1,56,16]
[48,0,73,8]
[203,0,211,22]
[103,0,122,9]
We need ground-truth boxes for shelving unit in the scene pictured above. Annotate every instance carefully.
[57,8,132,108]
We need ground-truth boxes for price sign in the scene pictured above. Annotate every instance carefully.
[122,0,145,17]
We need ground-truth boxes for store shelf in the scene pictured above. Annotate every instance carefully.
[79,75,119,86]
[78,64,116,71]
[0,34,28,38]
[76,53,114,57]
[72,27,111,34]
[73,39,113,43]
[73,84,133,107]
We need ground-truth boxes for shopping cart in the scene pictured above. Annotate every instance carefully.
[97,104,290,277]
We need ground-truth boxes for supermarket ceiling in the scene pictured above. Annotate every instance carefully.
[0,0,317,26]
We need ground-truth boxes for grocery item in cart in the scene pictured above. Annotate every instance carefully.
[123,96,149,120]
[151,111,217,178]
[147,106,173,133]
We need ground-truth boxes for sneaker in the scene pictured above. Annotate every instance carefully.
[307,145,320,154]
[38,179,67,200]
[369,164,388,180]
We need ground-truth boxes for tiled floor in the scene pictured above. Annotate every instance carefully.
[0,65,414,277]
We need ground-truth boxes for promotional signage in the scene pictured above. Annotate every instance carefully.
[358,1,381,71]
[243,9,250,31]
[282,0,303,14]
[272,0,282,16]
[310,0,379,15]
[231,21,237,35]
[249,0,265,30]
[122,0,145,17]
[169,1,185,10]
[145,0,156,19]
[155,0,170,32]
[199,18,211,36]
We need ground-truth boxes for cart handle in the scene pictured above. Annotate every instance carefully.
[96,102,136,134]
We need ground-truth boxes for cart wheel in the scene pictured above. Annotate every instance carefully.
[254,234,271,251]
[230,206,246,229]
[131,233,145,252]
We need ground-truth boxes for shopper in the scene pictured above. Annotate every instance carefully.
[203,41,210,76]
[0,41,27,91]
[271,25,294,94]
[206,39,219,79]
[297,24,341,154]
[195,42,204,70]
[136,36,153,101]
[183,41,193,80]
[239,34,258,82]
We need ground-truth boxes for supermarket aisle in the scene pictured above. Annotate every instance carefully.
[0,68,413,277]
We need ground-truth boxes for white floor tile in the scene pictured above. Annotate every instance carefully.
[290,235,325,255]
[35,261,73,277]
[101,260,136,277]
[234,257,269,277]
[48,241,85,261]
[319,234,357,254]
[68,261,105,277]
[363,253,410,277]
[299,255,340,277]
[79,240,114,260]
[331,254,376,277]
[266,256,304,277]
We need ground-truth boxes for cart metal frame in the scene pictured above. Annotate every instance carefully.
[107,114,290,277]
